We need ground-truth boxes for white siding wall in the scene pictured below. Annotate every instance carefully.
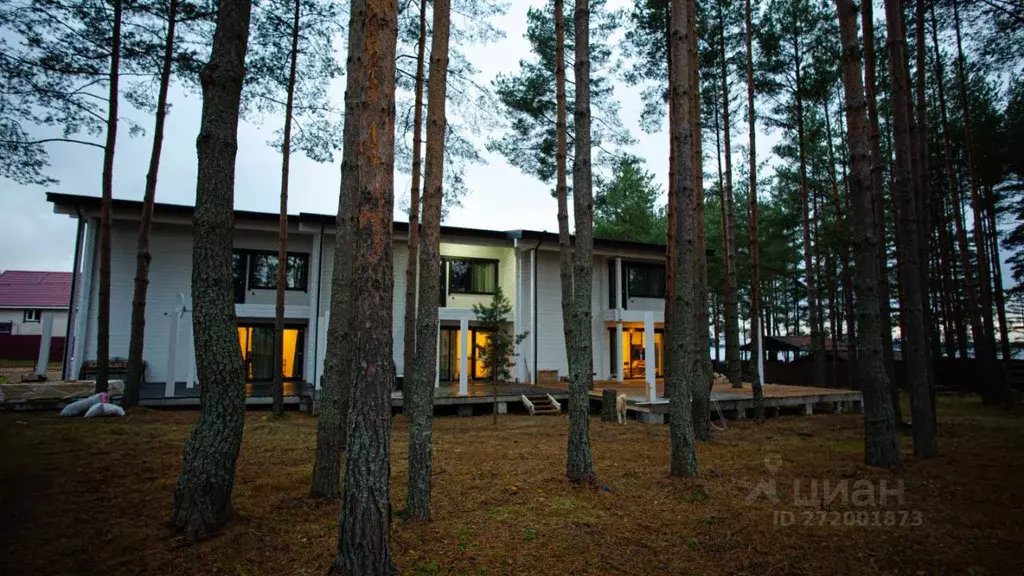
[0,310,68,336]
[81,220,316,384]
[83,220,194,383]
[535,251,568,378]
[626,296,664,313]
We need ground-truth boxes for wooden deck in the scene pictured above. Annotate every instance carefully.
[391,382,568,408]
[549,378,864,423]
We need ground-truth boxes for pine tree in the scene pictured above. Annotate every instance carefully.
[171,0,252,541]
[835,0,900,469]
[330,0,399,569]
[406,0,451,523]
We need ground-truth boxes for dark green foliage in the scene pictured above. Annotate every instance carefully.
[489,0,632,185]
[244,0,343,162]
[593,155,667,244]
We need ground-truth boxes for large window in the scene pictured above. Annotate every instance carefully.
[0,322,11,334]
[448,258,498,295]
[627,263,665,299]
[235,250,309,291]
[237,325,305,381]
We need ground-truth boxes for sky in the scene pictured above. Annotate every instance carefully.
[1,0,673,273]
[0,0,1017,298]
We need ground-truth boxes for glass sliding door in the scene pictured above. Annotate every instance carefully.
[237,325,305,382]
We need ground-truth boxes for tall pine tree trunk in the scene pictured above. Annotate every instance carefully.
[124,0,178,407]
[330,0,399,570]
[861,0,899,422]
[689,0,712,441]
[407,0,451,521]
[310,0,367,500]
[952,0,1005,406]
[794,40,825,388]
[273,0,301,419]
[403,0,428,385]
[718,6,740,390]
[567,0,597,485]
[96,0,122,394]
[884,0,937,458]
[554,0,575,387]
[668,0,698,477]
[912,0,935,418]
[171,0,252,540]
[836,0,900,468]
[745,0,763,418]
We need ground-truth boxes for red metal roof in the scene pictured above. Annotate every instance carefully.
[0,271,73,309]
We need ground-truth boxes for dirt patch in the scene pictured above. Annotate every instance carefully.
[1,398,1023,575]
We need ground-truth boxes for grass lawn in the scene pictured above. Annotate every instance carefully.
[1,397,1023,575]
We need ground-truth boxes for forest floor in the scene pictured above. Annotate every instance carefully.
[1,396,1023,575]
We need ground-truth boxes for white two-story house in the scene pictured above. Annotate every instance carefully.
[48,193,669,404]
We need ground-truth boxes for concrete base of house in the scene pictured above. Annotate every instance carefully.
[637,412,664,424]
[497,402,508,414]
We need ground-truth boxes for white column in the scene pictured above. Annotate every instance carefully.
[615,257,623,311]
[306,230,322,385]
[459,316,469,396]
[514,246,525,382]
[71,218,98,380]
[615,322,624,382]
[435,323,440,388]
[529,248,537,384]
[644,311,656,401]
[164,293,184,398]
[186,319,196,388]
[35,311,54,376]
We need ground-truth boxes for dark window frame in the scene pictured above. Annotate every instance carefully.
[445,257,499,296]
[236,249,310,292]
[23,309,41,322]
[625,262,666,299]
[236,322,307,382]
[0,321,12,334]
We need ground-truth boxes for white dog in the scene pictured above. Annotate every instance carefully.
[616,393,628,424]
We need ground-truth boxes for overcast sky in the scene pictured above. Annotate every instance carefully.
[0,0,1016,293]
[1,0,666,272]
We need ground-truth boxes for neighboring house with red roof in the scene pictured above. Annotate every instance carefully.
[0,270,72,337]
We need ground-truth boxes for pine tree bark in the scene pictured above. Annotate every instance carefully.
[689,0,712,441]
[554,0,575,386]
[272,0,301,419]
[884,0,937,458]
[745,0,763,418]
[951,0,1006,406]
[311,0,367,500]
[96,0,122,394]
[567,0,597,485]
[836,0,900,468]
[668,0,698,477]
[329,0,399,571]
[718,4,740,390]
[171,0,252,540]
[911,0,936,417]
[407,0,451,521]
[861,0,899,421]
[124,0,178,407]
[402,0,428,385]
[794,40,825,388]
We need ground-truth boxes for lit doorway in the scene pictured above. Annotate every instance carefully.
[236,325,305,382]
[610,326,663,379]
[438,327,492,382]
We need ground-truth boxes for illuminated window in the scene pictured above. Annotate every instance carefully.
[236,325,305,381]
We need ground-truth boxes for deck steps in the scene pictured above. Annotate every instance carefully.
[524,394,560,415]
